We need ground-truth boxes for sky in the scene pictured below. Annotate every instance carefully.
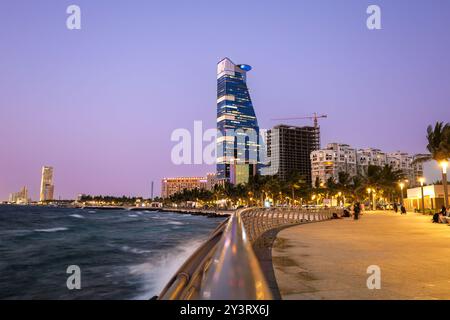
[1,0,450,200]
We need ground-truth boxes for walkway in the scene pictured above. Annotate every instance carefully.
[272,211,450,299]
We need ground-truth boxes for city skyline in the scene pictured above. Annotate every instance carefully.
[1,1,450,200]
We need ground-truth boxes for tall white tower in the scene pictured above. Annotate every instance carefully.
[40,166,54,202]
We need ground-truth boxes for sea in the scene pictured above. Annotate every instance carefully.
[0,205,225,300]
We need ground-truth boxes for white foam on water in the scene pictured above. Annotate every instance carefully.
[166,221,184,225]
[120,246,152,255]
[130,238,206,300]
[128,214,139,217]
[70,214,85,219]
[34,227,68,233]
[88,211,96,213]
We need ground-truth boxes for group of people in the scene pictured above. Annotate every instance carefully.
[342,203,362,220]
[393,203,407,215]
[433,206,449,224]
[341,203,450,224]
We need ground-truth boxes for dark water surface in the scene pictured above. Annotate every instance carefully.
[0,205,224,300]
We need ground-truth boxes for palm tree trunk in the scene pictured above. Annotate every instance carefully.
[443,172,449,208]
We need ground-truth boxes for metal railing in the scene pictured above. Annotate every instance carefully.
[158,207,340,300]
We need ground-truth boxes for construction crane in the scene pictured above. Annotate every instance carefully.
[271,113,328,128]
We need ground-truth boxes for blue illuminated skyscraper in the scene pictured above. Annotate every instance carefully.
[216,58,260,184]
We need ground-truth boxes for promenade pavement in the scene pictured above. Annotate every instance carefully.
[272,211,450,299]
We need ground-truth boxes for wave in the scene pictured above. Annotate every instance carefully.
[34,227,68,233]
[120,246,152,255]
[128,214,139,218]
[130,238,206,300]
[70,214,85,219]
[0,229,33,236]
[88,211,96,213]
[167,221,184,226]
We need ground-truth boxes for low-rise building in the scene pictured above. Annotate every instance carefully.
[161,174,218,198]
[311,143,424,186]
[405,185,449,212]
[311,143,358,185]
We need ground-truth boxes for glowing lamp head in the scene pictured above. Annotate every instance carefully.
[399,182,405,189]
[418,177,425,186]
[440,160,449,173]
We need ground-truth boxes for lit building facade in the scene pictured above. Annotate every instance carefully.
[216,58,260,185]
[9,186,29,204]
[311,143,358,185]
[39,166,54,202]
[405,185,449,212]
[264,125,320,183]
[311,143,424,186]
[206,173,218,191]
[161,177,208,199]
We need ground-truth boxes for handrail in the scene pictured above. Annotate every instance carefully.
[158,207,342,300]
[199,208,273,300]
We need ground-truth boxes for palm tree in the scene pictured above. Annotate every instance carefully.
[378,165,405,205]
[286,171,308,206]
[422,122,450,207]
[337,171,352,205]
[358,165,404,210]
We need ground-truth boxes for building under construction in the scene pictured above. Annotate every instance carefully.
[264,124,320,183]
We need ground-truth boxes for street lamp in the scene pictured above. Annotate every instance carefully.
[367,188,372,211]
[418,177,425,214]
[399,182,405,207]
[371,189,376,211]
[440,160,449,208]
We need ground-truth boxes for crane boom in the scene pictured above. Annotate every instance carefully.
[271,113,327,128]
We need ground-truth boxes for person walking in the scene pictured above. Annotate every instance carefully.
[354,202,361,220]
[400,205,407,215]
[393,203,398,213]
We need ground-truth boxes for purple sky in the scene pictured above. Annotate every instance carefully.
[1,0,450,200]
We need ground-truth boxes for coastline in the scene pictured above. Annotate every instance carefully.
[0,203,232,218]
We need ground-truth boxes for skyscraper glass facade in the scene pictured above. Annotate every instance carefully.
[216,58,259,184]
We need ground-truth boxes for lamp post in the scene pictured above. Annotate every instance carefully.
[372,190,376,211]
[419,177,425,214]
[399,182,405,207]
[367,188,372,211]
[441,160,449,208]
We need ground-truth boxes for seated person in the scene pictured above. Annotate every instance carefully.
[342,209,351,218]
[433,212,448,224]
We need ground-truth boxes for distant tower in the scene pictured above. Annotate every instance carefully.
[40,166,54,202]
[151,181,154,199]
